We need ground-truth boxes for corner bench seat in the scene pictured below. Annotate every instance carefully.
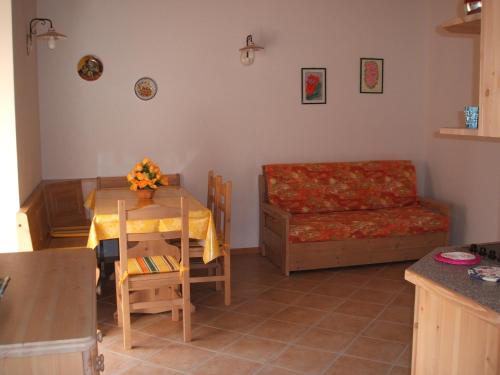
[259,160,450,275]
[17,180,90,251]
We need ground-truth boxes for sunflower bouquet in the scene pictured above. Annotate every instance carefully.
[127,158,168,192]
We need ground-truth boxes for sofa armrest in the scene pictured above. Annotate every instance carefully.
[418,196,450,216]
[261,202,292,221]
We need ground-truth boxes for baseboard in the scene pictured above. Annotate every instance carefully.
[231,247,260,255]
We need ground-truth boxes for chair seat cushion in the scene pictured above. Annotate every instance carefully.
[127,255,180,275]
[289,205,449,243]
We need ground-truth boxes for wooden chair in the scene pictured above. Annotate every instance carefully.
[114,197,191,349]
[190,175,232,305]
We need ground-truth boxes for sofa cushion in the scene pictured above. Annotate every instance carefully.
[264,161,417,214]
[289,205,448,243]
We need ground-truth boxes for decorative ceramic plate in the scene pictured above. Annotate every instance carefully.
[77,55,103,81]
[468,266,500,282]
[434,251,481,265]
[134,77,157,100]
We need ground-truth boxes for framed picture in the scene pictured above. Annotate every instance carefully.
[301,68,326,104]
[360,58,384,94]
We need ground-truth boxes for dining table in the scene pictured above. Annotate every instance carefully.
[86,186,220,264]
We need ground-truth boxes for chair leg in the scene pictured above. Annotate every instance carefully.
[223,251,231,306]
[114,263,123,327]
[172,307,179,321]
[120,281,132,349]
[215,259,222,291]
[182,283,191,342]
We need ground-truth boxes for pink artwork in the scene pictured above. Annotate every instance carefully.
[360,58,383,94]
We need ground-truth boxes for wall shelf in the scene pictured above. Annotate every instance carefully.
[441,13,481,34]
[439,127,478,136]
[437,127,500,142]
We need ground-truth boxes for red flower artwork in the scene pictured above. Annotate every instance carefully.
[364,61,379,89]
[306,73,322,99]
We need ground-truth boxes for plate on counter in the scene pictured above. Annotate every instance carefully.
[434,251,480,265]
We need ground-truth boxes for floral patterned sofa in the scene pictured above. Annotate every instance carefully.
[259,161,449,275]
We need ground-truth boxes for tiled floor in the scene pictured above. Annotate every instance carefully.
[97,254,414,375]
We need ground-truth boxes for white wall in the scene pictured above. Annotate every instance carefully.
[12,0,42,204]
[0,0,21,250]
[424,0,500,244]
[38,0,428,248]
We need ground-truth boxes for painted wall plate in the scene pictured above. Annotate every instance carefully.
[77,55,103,81]
[134,77,157,100]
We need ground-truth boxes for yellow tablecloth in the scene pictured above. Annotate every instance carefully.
[86,187,220,264]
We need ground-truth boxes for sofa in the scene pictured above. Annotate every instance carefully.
[259,160,449,275]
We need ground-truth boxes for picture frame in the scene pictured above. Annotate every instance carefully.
[301,68,326,104]
[360,58,384,94]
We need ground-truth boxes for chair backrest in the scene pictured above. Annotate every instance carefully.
[98,174,181,190]
[117,196,189,275]
[214,177,232,247]
[206,170,216,217]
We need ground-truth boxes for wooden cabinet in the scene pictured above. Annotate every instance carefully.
[439,0,500,140]
[406,269,500,375]
[0,249,102,375]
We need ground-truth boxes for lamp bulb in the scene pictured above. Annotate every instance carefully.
[240,49,255,65]
[48,36,56,50]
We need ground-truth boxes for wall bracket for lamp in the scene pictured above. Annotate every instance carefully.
[27,18,67,56]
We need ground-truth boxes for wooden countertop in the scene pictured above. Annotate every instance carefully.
[0,249,96,357]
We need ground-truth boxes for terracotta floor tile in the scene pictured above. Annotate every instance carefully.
[258,288,304,304]
[272,306,327,326]
[106,332,169,359]
[289,270,334,282]
[207,311,262,333]
[396,345,412,367]
[250,319,307,342]
[334,300,385,318]
[97,302,118,324]
[198,292,247,309]
[325,355,391,375]
[191,326,242,350]
[191,354,262,375]
[296,328,355,352]
[362,278,408,293]
[379,305,414,325]
[329,273,372,286]
[390,366,411,375]
[272,345,337,374]
[349,289,395,304]
[294,293,345,311]
[224,336,287,362]
[99,350,138,374]
[257,366,303,375]
[148,343,214,372]
[191,306,225,324]
[391,293,415,307]
[97,323,123,347]
[346,336,406,363]
[378,264,411,280]
[311,283,358,298]
[120,363,182,375]
[274,277,318,292]
[363,321,413,343]
[138,317,187,341]
[232,282,270,298]
[233,299,288,318]
[318,312,371,334]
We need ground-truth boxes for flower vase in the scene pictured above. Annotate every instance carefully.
[137,189,155,199]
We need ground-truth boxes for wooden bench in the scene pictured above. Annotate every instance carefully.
[17,180,90,251]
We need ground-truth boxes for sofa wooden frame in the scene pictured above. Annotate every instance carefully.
[259,175,450,276]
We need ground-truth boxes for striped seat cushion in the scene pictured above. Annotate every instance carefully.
[127,255,180,275]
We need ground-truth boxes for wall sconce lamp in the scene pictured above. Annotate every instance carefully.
[27,18,67,56]
[239,34,263,66]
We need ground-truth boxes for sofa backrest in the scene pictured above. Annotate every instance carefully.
[263,160,417,214]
